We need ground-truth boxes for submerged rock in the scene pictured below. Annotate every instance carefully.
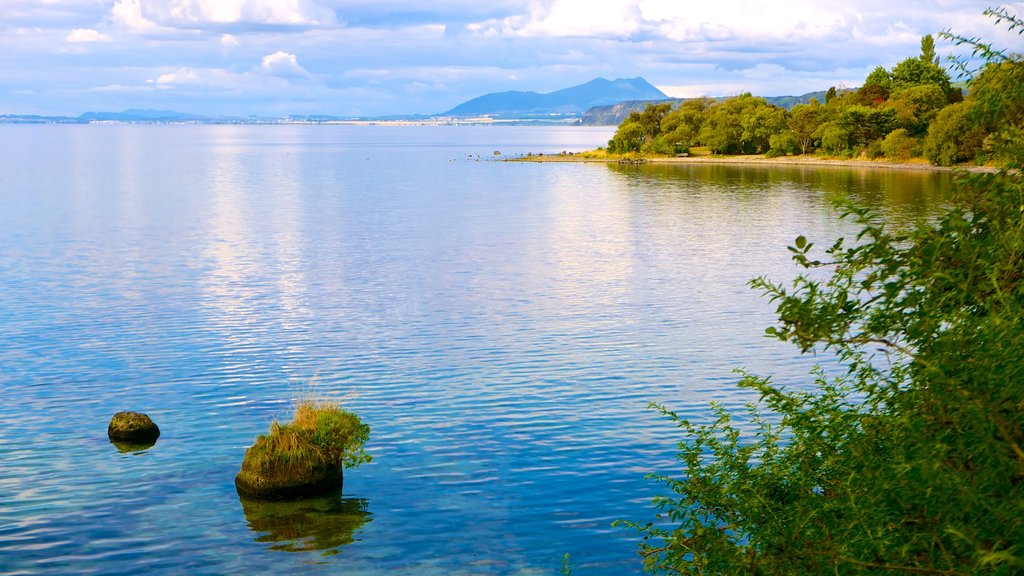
[108,411,160,444]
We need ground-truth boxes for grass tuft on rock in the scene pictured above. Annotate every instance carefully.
[236,400,370,500]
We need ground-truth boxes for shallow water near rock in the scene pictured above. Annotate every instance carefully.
[0,125,951,575]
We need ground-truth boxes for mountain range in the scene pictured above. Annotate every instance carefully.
[443,77,668,117]
[0,83,832,126]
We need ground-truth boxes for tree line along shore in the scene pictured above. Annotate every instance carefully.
[529,32,1017,171]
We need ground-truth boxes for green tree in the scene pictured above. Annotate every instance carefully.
[857,66,893,105]
[812,121,851,155]
[607,102,673,153]
[939,7,1024,166]
[920,33,939,65]
[766,131,799,157]
[659,97,712,150]
[864,65,893,91]
[880,127,917,160]
[742,105,789,154]
[838,105,896,148]
[884,84,947,136]
[620,10,1024,575]
[922,101,985,165]
[890,57,954,99]
[698,93,769,154]
[854,83,889,106]
[788,101,825,154]
[959,53,1024,166]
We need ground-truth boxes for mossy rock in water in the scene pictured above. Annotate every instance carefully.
[235,402,370,500]
[235,422,343,500]
[108,411,160,443]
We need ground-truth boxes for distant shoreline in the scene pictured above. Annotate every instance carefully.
[508,153,998,173]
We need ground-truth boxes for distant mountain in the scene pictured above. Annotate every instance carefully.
[580,90,832,125]
[444,77,668,117]
[580,99,681,125]
[0,114,80,124]
[763,91,830,110]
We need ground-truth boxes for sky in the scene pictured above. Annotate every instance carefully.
[1,0,1020,117]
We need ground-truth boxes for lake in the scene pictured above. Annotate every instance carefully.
[0,125,951,575]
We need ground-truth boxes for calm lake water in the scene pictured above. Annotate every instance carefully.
[0,125,951,575]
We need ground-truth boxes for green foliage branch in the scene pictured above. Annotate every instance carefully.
[619,12,1024,575]
[312,409,373,469]
[620,149,1024,576]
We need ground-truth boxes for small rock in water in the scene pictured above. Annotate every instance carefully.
[108,411,160,444]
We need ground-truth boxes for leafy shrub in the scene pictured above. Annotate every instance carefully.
[813,122,851,155]
[312,409,372,469]
[864,138,884,159]
[881,128,917,161]
[293,400,372,469]
[923,101,984,165]
[838,105,897,147]
[621,165,1024,576]
[767,131,799,157]
[885,84,947,135]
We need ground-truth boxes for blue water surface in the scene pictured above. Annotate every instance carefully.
[0,125,950,575]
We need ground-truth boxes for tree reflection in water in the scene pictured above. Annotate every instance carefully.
[240,493,372,555]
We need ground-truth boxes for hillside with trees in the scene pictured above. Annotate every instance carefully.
[605,32,1009,167]
[580,91,828,126]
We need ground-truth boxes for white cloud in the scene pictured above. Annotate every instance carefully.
[103,0,336,35]
[66,28,113,43]
[522,0,641,37]
[111,0,177,34]
[469,0,641,38]
[640,0,853,42]
[2,0,1016,117]
[463,0,930,45]
[259,51,309,77]
[136,0,335,26]
[148,51,311,90]
[154,67,206,85]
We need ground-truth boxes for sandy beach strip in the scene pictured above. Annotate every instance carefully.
[508,153,998,173]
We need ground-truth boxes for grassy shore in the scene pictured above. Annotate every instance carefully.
[508,148,998,173]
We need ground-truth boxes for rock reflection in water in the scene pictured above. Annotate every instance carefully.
[240,493,372,555]
[110,440,157,453]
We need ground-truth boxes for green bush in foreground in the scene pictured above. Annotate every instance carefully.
[620,14,1024,575]
[621,147,1024,576]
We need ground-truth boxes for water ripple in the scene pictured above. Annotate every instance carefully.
[0,125,950,575]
